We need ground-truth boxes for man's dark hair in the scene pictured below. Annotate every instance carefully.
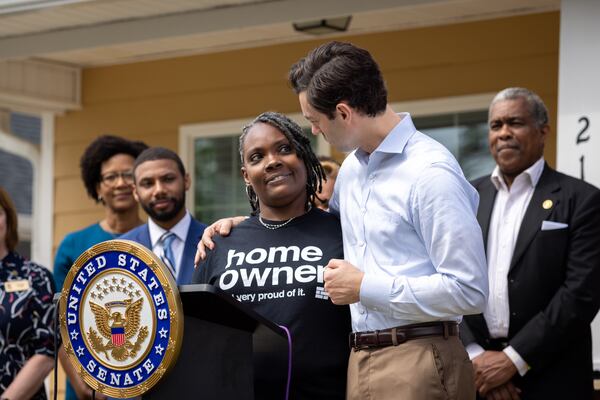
[80,135,148,202]
[133,147,186,178]
[289,41,387,119]
[239,112,325,215]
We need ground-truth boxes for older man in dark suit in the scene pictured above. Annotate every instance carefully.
[461,87,600,399]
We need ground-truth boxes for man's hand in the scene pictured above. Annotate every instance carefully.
[195,216,246,266]
[485,382,521,400]
[473,350,518,396]
[323,259,364,305]
[59,347,108,400]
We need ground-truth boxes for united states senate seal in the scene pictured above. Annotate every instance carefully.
[59,239,183,398]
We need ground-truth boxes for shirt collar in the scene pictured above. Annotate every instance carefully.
[148,211,192,247]
[354,112,415,163]
[491,157,545,191]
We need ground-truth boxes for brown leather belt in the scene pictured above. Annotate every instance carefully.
[349,321,459,351]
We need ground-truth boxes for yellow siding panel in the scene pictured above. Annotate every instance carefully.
[54,177,96,213]
[53,210,103,249]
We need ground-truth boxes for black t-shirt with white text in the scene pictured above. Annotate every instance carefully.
[193,208,350,399]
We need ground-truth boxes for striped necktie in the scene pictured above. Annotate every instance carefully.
[158,231,177,278]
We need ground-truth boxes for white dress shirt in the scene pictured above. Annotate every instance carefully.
[466,157,544,376]
[148,211,191,281]
[329,113,488,333]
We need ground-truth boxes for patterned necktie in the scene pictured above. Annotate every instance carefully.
[158,231,177,278]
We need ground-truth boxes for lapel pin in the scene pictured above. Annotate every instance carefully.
[542,199,553,210]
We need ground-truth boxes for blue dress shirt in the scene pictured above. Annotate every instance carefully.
[329,113,488,332]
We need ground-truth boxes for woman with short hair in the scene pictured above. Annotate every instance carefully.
[54,135,147,400]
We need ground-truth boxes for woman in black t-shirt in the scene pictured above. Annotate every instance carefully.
[193,112,350,400]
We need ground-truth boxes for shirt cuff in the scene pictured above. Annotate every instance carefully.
[359,272,394,314]
[503,346,530,376]
[465,343,485,360]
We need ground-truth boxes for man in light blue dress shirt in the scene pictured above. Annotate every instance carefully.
[289,41,488,399]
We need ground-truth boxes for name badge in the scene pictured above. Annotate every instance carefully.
[4,279,31,292]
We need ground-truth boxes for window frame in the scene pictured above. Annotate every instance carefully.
[0,111,54,265]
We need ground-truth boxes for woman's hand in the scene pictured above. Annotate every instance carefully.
[195,216,247,266]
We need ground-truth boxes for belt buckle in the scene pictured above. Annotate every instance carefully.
[349,332,371,351]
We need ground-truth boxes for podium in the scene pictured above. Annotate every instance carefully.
[142,284,289,400]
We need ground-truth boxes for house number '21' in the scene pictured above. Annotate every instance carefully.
[577,117,591,180]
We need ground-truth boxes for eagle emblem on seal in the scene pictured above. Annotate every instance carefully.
[87,298,149,361]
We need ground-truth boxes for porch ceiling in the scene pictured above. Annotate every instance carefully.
[0,0,559,67]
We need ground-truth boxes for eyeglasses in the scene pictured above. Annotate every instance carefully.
[100,171,134,185]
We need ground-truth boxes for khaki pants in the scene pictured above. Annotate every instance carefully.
[347,335,474,400]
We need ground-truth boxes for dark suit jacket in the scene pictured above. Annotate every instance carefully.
[462,164,600,399]
[120,216,206,285]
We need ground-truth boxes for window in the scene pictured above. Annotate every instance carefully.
[389,93,496,181]
[413,110,495,180]
[180,94,495,223]
[0,111,42,258]
[193,135,248,223]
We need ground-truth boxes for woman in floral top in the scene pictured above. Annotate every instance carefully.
[0,187,55,400]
